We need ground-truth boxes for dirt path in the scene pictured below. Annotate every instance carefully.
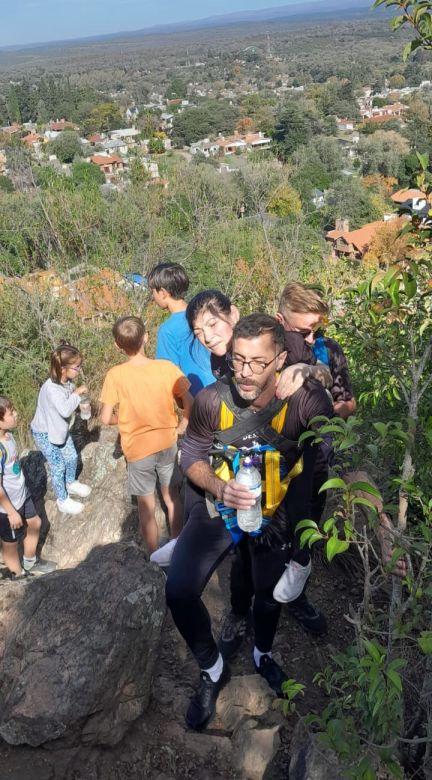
[0,545,359,779]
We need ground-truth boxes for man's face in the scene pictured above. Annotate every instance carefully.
[231,334,286,402]
[279,310,321,345]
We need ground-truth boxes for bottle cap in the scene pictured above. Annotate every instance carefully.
[243,456,252,467]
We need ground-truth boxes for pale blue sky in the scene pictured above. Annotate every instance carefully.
[2,0,320,48]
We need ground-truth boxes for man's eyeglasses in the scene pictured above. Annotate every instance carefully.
[226,353,283,375]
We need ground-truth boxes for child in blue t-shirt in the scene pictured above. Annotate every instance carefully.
[147,263,214,396]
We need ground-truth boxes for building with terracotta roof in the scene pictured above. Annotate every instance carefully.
[391,187,432,221]
[89,154,125,182]
[326,220,385,260]
[21,133,43,153]
[1,124,21,136]
[49,120,78,132]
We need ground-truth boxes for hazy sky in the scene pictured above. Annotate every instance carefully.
[2,0,320,48]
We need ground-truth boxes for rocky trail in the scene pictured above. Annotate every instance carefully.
[0,425,359,779]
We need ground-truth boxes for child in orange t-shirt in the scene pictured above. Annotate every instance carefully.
[100,316,193,562]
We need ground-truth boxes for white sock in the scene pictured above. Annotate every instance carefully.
[203,653,224,683]
[253,647,272,667]
[23,556,37,570]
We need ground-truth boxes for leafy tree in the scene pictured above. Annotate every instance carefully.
[6,87,21,124]
[165,78,187,101]
[50,131,82,164]
[71,161,105,187]
[148,137,165,154]
[273,99,319,160]
[85,102,123,134]
[172,101,239,146]
[388,73,406,88]
[362,216,411,267]
[403,95,432,154]
[323,177,387,229]
[267,184,302,218]
[358,130,409,177]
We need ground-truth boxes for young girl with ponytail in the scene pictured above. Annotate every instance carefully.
[31,343,91,515]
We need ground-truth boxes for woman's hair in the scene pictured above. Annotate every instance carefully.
[50,343,82,384]
[112,316,146,355]
[186,289,233,331]
[0,396,13,422]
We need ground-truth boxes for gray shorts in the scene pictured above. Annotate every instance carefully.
[128,444,178,497]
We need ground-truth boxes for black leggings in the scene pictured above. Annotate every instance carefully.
[166,483,288,669]
[229,456,329,616]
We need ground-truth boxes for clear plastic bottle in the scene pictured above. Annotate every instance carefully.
[235,457,262,533]
[79,394,91,421]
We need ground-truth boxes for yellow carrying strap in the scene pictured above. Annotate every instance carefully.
[217,400,303,516]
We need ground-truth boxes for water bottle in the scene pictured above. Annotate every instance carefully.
[235,457,262,533]
[79,394,91,421]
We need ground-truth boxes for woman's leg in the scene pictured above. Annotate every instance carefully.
[32,432,68,501]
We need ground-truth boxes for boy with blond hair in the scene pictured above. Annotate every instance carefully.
[100,316,193,563]
[277,282,356,420]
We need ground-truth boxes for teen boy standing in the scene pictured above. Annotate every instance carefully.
[147,263,214,396]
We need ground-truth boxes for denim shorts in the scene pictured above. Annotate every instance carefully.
[127,444,178,497]
[0,496,37,543]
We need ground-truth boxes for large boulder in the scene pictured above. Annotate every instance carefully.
[0,543,166,747]
[22,425,168,569]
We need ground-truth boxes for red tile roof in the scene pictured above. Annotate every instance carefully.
[90,154,123,166]
[391,188,428,203]
[326,221,384,253]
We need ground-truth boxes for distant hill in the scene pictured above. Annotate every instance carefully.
[1,0,384,52]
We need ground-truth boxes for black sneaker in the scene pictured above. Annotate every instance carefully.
[255,653,288,698]
[218,610,251,660]
[186,663,231,731]
[287,595,327,636]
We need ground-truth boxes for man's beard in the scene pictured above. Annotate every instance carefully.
[233,373,272,402]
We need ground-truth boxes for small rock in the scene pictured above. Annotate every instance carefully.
[216,674,275,731]
[231,718,280,780]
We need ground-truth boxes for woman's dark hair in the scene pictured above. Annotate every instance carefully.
[147,263,189,299]
[186,289,233,331]
[0,397,13,422]
[50,343,82,384]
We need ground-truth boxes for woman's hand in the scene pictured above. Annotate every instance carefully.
[275,364,312,399]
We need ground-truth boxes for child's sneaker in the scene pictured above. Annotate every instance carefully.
[66,481,92,498]
[150,538,178,567]
[23,558,57,576]
[273,560,312,603]
[57,497,84,515]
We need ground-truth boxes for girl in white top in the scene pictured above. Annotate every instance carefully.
[0,397,56,577]
[31,343,92,515]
